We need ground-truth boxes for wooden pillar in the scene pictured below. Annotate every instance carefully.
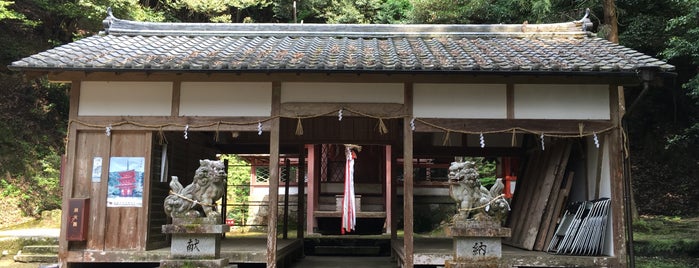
[59,81,81,267]
[384,145,392,235]
[296,145,306,242]
[403,83,414,267]
[609,85,627,266]
[266,82,281,268]
[305,144,317,235]
[282,158,290,239]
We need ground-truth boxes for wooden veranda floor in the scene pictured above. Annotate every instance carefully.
[391,238,615,267]
[65,238,303,265]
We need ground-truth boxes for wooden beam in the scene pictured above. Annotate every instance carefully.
[414,118,614,135]
[296,145,306,244]
[413,145,524,157]
[266,82,281,268]
[47,71,643,86]
[403,83,414,268]
[72,116,270,132]
[507,83,514,119]
[305,145,316,235]
[280,102,405,118]
[171,80,181,117]
[139,132,154,250]
[609,85,627,266]
[385,145,392,235]
[282,158,290,239]
[59,81,81,266]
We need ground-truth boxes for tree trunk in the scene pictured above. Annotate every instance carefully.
[603,0,619,43]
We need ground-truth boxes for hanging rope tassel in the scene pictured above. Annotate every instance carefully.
[158,127,167,145]
[511,129,517,147]
[442,131,451,146]
[214,122,220,142]
[295,118,304,136]
[377,118,388,135]
[578,122,584,137]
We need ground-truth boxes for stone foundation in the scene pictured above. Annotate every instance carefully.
[445,220,511,268]
[161,217,231,268]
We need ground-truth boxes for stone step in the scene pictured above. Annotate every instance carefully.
[13,253,58,263]
[0,236,58,254]
[13,244,59,263]
[19,245,59,255]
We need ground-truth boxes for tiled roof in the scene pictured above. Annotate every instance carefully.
[9,13,674,75]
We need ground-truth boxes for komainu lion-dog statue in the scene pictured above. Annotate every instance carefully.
[164,159,226,221]
[448,160,510,224]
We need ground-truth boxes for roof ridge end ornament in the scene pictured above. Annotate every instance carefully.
[102,7,115,34]
[576,8,593,32]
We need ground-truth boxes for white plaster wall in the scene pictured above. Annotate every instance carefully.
[514,84,610,119]
[281,82,404,103]
[413,84,507,118]
[179,82,272,116]
[79,81,173,116]
[250,186,300,197]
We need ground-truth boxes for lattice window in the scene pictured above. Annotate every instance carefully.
[328,161,344,182]
[281,166,297,182]
[254,165,306,183]
[255,166,269,183]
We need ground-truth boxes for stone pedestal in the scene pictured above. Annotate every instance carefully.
[161,218,231,268]
[445,220,511,268]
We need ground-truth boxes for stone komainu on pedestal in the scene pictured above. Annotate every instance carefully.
[448,160,510,223]
[164,159,226,221]
[161,159,232,268]
[446,160,511,268]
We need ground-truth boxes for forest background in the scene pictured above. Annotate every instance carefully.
[0,0,697,222]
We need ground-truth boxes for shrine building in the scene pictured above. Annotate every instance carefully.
[9,10,674,268]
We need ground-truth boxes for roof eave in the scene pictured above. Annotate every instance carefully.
[10,66,658,86]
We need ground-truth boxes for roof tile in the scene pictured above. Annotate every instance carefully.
[9,16,674,75]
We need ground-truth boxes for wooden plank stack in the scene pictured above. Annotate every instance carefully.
[504,139,573,251]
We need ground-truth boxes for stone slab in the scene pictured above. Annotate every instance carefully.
[454,237,503,260]
[172,217,220,225]
[162,224,230,234]
[445,259,499,268]
[171,233,221,258]
[448,226,511,238]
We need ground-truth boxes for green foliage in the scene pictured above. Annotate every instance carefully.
[0,75,66,216]
[633,216,699,258]
[636,256,699,268]
[662,0,699,104]
[376,0,412,23]
[220,155,251,224]
[461,157,497,188]
[408,0,560,24]
[305,0,383,24]
[0,1,34,25]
